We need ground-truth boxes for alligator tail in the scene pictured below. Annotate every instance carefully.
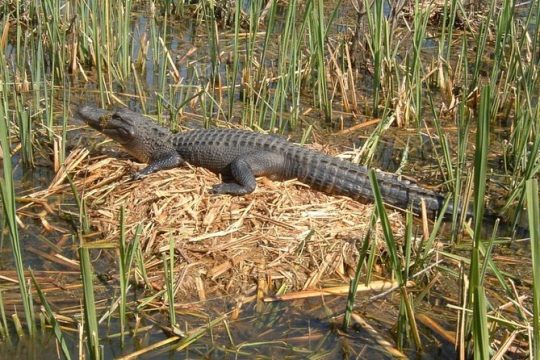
[290,148,446,216]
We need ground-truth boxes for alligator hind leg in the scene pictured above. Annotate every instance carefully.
[210,151,286,196]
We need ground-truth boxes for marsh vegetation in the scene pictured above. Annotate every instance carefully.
[0,0,539,358]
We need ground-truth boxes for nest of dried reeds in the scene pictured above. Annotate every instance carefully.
[59,145,406,301]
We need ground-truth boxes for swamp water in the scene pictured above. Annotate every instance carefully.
[0,1,538,359]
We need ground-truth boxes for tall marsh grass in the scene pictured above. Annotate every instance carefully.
[0,48,36,337]
[467,85,491,358]
[527,179,540,358]
[0,0,538,357]
[363,0,388,116]
[369,169,419,350]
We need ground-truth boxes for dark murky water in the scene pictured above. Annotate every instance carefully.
[0,1,535,359]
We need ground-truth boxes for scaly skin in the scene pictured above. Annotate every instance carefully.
[77,105,450,216]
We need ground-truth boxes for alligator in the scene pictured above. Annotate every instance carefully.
[76,105,453,217]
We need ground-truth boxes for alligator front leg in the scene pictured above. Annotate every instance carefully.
[210,151,286,195]
[132,152,185,180]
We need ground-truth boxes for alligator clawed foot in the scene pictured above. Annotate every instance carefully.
[210,183,254,196]
[131,172,147,181]
[209,184,227,195]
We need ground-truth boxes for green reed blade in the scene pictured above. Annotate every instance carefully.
[31,271,72,360]
[0,71,36,337]
[0,290,10,343]
[163,236,177,330]
[342,210,377,330]
[118,206,127,344]
[368,169,401,284]
[468,85,491,358]
[119,207,142,345]
[226,0,241,120]
[527,179,540,358]
[79,246,101,360]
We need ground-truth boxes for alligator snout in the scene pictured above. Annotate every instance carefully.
[76,105,113,131]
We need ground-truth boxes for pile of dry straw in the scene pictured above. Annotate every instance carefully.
[62,145,406,300]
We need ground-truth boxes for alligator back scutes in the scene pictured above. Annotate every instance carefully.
[172,128,288,150]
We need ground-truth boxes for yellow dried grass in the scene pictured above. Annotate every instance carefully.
[54,149,406,301]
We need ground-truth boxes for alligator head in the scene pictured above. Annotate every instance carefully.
[76,105,174,164]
